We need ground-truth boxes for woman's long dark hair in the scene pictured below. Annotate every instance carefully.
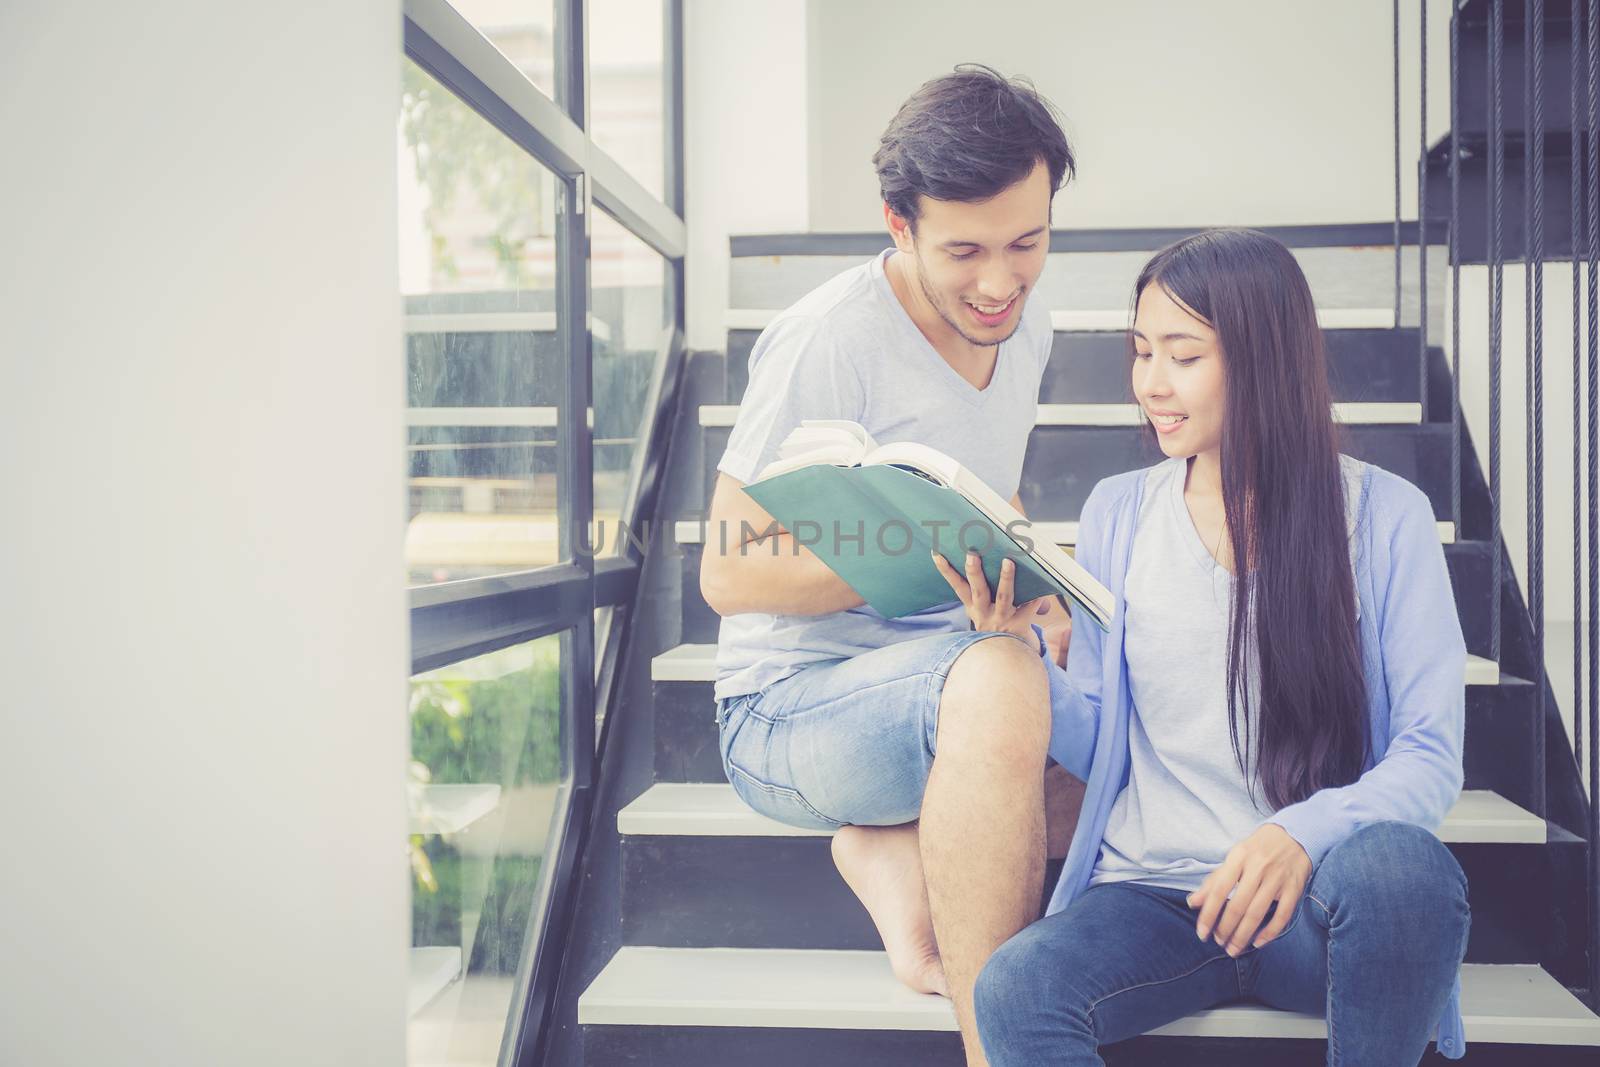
[1132,229,1369,811]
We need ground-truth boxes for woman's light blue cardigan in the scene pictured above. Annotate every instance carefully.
[1038,457,1469,1059]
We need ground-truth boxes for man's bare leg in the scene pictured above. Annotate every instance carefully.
[831,654,1079,1012]
[921,636,1051,1066]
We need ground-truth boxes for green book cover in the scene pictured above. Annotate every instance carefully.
[741,462,1095,623]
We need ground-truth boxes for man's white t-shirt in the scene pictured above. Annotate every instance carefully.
[713,247,1055,700]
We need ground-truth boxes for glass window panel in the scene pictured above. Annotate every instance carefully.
[590,0,665,199]
[594,606,613,681]
[400,59,566,586]
[590,209,668,557]
[447,0,557,101]
[406,631,567,1066]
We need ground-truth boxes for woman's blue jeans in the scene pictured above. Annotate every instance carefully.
[975,820,1470,1066]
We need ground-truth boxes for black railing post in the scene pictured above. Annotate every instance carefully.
[1574,1,1587,791]
[1453,8,1463,534]
[1421,0,1430,421]
[1530,0,1550,823]
[1587,0,1600,1017]
[1491,0,1506,665]
[1397,0,1404,327]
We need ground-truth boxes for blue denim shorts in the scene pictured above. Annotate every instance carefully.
[714,629,1030,830]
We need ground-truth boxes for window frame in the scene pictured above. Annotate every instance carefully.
[401,0,685,1061]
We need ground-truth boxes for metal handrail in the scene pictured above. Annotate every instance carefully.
[1438,0,1597,1009]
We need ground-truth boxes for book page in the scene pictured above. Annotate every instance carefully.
[791,419,879,451]
[862,440,961,488]
[756,421,878,481]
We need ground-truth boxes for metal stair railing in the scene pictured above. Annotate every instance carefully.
[1428,0,1600,1011]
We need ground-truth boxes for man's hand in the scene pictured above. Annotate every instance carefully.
[1186,823,1312,956]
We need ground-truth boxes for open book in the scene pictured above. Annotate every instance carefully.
[741,420,1114,630]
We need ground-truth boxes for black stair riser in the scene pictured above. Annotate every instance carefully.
[1424,133,1592,263]
[677,543,719,644]
[1035,331,1434,407]
[653,675,1536,801]
[1449,541,1499,657]
[672,538,1499,668]
[1454,13,1579,141]
[584,1026,969,1067]
[651,677,720,784]
[582,1026,1599,1067]
[1463,677,1547,814]
[725,329,1434,408]
[697,425,1463,527]
[621,846,1061,954]
[619,833,1583,979]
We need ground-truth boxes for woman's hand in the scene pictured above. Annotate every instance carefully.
[931,549,1052,644]
[1041,620,1072,668]
[1186,823,1313,955]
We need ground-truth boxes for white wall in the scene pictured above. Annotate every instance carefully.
[684,0,810,350]
[0,4,409,1065]
[685,0,1457,344]
[805,0,1453,231]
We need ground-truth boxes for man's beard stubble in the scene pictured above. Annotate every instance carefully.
[911,249,1027,350]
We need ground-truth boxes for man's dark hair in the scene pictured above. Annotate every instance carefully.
[872,63,1075,229]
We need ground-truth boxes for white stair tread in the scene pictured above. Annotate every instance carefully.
[654,644,1498,689]
[620,782,1545,844]
[408,783,503,836]
[674,519,706,544]
[677,518,1456,547]
[651,643,722,682]
[699,402,1418,428]
[725,308,1395,333]
[409,945,462,1017]
[1466,654,1500,686]
[579,949,1600,1045]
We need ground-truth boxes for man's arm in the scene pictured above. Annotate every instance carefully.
[698,472,867,617]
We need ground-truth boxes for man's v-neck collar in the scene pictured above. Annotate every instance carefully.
[873,248,1006,408]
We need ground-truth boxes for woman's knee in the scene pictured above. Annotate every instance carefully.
[1318,821,1469,917]
[975,923,1094,1044]
[973,942,1020,1039]
[976,939,1034,1052]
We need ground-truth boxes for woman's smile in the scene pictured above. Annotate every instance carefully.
[1147,409,1189,433]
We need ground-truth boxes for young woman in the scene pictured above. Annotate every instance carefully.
[933,229,1471,1064]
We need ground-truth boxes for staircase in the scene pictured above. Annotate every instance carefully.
[551,228,1600,1064]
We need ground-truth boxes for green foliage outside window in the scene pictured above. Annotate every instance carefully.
[410,639,562,974]
[400,60,553,290]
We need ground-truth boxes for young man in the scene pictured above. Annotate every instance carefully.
[699,65,1080,1066]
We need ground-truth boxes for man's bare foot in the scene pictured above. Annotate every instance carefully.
[831,823,950,998]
